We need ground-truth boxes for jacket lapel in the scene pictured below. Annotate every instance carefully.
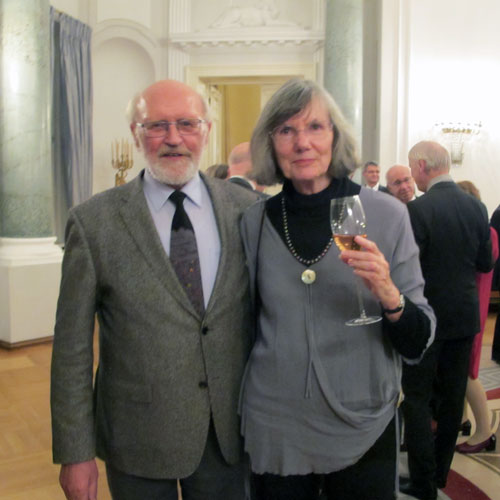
[201,174,230,313]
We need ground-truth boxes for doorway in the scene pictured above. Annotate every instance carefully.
[186,64,316,170]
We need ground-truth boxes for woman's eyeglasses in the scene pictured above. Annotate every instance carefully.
[271,121,333,145]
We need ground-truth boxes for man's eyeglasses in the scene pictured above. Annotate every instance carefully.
[391,177,413,187]
[137,119,207,138]
[271,121,333,145]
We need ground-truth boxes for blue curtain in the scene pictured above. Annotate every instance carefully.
[50,7,93,243]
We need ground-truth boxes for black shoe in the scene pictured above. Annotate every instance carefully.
[460,419,472,436]
[399,477,437,500]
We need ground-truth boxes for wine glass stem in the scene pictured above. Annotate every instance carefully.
[355,277,368,319]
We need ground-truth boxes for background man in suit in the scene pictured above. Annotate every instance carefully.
[227,141,267,196]
[362,161,389,193]
[400,141,492,500]
[51,80,258,500]
[385,164,416,203]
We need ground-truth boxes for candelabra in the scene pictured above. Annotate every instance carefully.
[434,121,482,166]
[111,139,134,186]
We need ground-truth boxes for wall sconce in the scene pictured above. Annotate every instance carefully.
[434,121,482,166]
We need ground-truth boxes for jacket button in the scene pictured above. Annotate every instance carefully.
[202,326,209,335]
[199,381,208,389]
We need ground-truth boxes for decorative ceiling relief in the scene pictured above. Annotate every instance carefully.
[168,0,323,52]
[209,0,300,29]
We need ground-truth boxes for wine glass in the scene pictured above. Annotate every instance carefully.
[330,195,382,326]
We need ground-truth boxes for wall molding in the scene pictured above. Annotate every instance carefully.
[167,30,324,51]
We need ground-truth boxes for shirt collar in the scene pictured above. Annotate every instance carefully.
[143,168,203,211]
[427,173,453,191]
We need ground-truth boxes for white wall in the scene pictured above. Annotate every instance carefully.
[380,0,500,216]
[92,38,155,192]
[408,0,500,216]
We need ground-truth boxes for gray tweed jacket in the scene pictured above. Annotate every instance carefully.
[51,171,258,479]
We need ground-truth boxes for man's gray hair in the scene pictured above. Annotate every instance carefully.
[125,93,147,124]
[408,141,451,173]
[249,78,360,185]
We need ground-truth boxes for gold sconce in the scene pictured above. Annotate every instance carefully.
[111,139,134,186]
[434,121,482,166]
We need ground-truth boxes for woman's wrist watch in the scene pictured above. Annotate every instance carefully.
[381,293,405,314]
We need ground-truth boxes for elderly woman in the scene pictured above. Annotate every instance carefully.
[239,79,435,500]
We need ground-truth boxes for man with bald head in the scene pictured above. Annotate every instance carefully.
[386,164,416,203]
[400,141,492,500]
[51,80,258,500]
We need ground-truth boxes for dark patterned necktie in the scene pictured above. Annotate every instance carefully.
[169,190,204,315]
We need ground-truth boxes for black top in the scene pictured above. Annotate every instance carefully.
[266,177,360,260]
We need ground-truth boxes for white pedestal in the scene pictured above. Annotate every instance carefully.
[0,237,63,347]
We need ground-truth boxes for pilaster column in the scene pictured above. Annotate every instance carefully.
[0,0,53,236]
[0,0,62,347]
[323,0,363,142]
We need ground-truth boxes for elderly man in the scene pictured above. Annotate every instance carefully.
[362,161,389,193]
[385,164,416,203]
[400,141,492,500]
[51,80,258,500]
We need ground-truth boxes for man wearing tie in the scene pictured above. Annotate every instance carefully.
[51,80,258,500]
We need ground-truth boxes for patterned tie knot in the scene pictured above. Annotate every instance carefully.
[170,190,187,208]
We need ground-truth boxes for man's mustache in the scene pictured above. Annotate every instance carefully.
[158,147,191,158]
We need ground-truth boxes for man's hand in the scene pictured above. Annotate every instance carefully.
[59,459,98,500]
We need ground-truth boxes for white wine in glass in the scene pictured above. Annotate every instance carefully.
[330,195,382,326]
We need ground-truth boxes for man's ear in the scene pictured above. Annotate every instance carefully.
[203,121,212,145]
[130,124,141,149]
[418,159,427,174]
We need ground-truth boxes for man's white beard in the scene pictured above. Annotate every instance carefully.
[146,158,199,187]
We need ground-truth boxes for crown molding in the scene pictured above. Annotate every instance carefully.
[167,29,324,51]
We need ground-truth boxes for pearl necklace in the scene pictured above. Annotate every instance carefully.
[281,194,334,268]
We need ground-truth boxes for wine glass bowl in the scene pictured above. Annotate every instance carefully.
[330,195,382,326]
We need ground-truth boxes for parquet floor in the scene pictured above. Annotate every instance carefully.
[0,338,111,499]
[0,315,498,499]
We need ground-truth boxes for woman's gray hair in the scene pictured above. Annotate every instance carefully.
[250,79,360,185]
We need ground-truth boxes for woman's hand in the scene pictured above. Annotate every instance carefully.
[339,235,403,321]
